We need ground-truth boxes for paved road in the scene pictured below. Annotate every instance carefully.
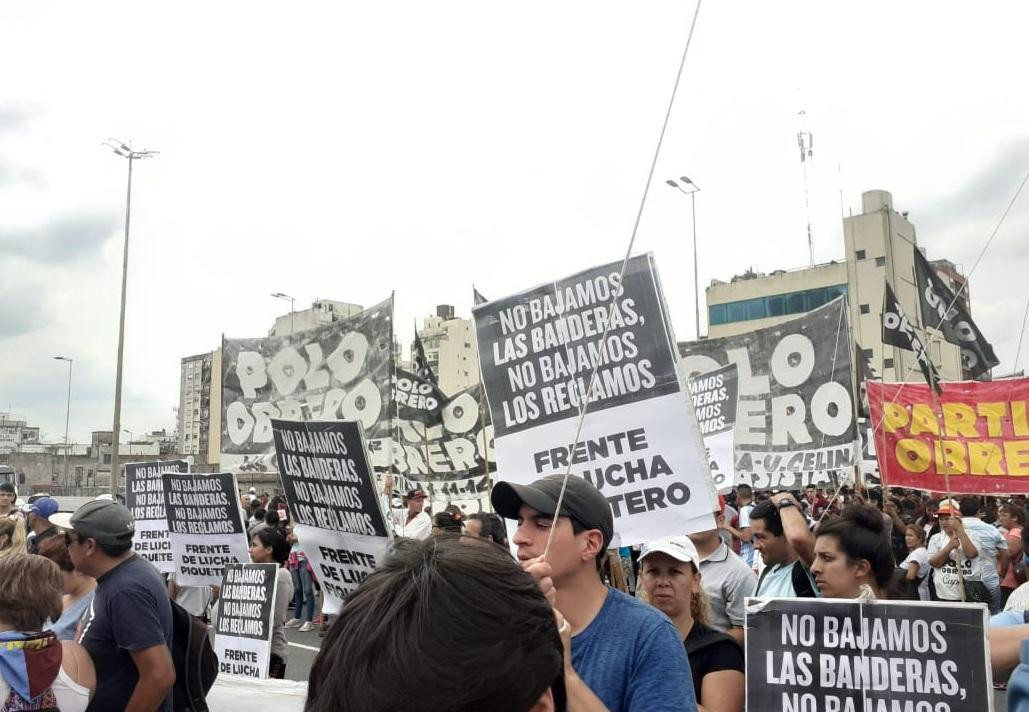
[283,624,324,683]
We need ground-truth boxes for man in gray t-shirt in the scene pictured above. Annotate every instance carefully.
[689,508,756,644]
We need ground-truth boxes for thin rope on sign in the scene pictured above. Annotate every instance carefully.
[542,0,705,560]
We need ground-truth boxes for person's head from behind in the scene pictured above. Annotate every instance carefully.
[491,475,612,586]
[250,527,289,566]
[0,518,21,552]
[306,536,565,712]
[36,532,90,595]
[749,499,791,565]
[959,497,982,519]
[812,505,893,599]
[639,536,708,625]
[432,509,464,536]
[264,509,281,527]
[904,524,925,552]
[466,512,508,545]
[0,554,62,632]
[252,508,267,522]
[50,500,135,578]
[736,484,753,504]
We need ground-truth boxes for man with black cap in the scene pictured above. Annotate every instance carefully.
[493,474,697,712]
[52,499,175,712]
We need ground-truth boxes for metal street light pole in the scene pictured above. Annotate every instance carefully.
[666,176,702,339]
[271,293,296,338]
[104,139,158,496]
[53,356,73,489]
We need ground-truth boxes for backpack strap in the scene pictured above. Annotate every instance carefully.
[791,561,818,598]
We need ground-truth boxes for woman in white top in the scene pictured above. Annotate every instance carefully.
[0,554,93,712]
[249,527,294,679]
[900,524,931,600]
[927,499,988,603]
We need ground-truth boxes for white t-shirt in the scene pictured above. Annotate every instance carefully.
[392,510,432,540]
[900,547,930,600]
[928,531,983,601]
[737,504,755,567]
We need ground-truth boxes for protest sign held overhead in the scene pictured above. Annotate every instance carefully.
[680,297,857,490]
[220,297,394,472]
[473,253,715,545]
[746,597,992,712]
[272,419,390,614]
[688,363,739,492]
[391,368,446,424]
[163,472,250,586]
[913,246,998,379]
[867,377,1029,494]
[124,459,188,572]
[213,563,278,680]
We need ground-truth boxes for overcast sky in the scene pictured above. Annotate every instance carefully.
[1,1,1027,444]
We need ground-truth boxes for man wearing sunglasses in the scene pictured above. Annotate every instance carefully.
[52,499,175,712]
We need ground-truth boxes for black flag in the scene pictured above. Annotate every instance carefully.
[854,341,876,418]
[412,324,438,385]
[913,246,998,378]
[473,287,488,306]
[882,281,942,394]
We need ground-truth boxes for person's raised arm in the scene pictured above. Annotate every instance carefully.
[770,493,815,567]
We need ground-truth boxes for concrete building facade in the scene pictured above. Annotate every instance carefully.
[417,305,480,395]
[178,351,220,464]
[704,189,966,383]
[0,413,41,455]
[270,300,364,338]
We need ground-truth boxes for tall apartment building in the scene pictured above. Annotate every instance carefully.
[705,189,967,383]
[416,304,480,395]
[178,350,222,465]
[269,300,365,338]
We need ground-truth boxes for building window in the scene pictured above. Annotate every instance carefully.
[862,349,874,360]
[856,250,866,260]
[708,304,728,325]
[103,454,111,464]
[860,304,870,314]
[711,284,848,327]
[875,256,886,267]
[884,358,895,369]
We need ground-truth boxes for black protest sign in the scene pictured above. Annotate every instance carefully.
[688,363,738,436]
[220,297,394,468]
[680,297,857,490]
[472,254,680,439]
[213,563,277,679]
[746,597,992,712]
[392,368,446,424]
[271,419,388,537]
[163,472,250,586]
[124,459,188,572]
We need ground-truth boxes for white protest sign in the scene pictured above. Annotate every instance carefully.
[272,419,391,615]
[163,472,251,586]
[472,254,715,546]
[124,459,188,573]
[213,563,278,680]
[687,364,739,493]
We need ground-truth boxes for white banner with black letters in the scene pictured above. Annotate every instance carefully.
[124,459,188,573]
[164,472,250,586]
[745,597,992,712]
[680,298,858,490]
[213,563,277,680]
[272,419,390,615]
[473,254,715,546]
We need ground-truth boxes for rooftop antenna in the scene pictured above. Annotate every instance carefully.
[797,111,815,266]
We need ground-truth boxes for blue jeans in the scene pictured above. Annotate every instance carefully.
[290,564,315,622]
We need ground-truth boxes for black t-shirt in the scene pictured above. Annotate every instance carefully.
[79,554,173,712]
[684,621,745,697]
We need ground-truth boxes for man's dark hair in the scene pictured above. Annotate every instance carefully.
[306,537,565,712]
[0,483,15,494]
[468,512,507,545]
[252,508,267,521]
[959,497,982,518]
[265,509,281,526]
[749,499,784,537]
[97,539,133,558]
[737,484,753,497]
[253,527,289,565]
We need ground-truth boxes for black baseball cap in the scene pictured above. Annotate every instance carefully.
[492,475,613,551]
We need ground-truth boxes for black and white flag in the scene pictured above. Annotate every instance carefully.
[882,281,942,394]
[472,287,488,306]
[913,246,998,378]
[412,324,438,385]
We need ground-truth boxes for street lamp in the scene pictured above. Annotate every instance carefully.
[104,138,158,496]
[53,356,73,489]
[271,292,296,338]
[666,176,702,340]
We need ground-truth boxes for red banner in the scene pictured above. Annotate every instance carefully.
[867,378,1029,494]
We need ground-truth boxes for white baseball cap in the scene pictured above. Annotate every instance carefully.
[639,536,701,566]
